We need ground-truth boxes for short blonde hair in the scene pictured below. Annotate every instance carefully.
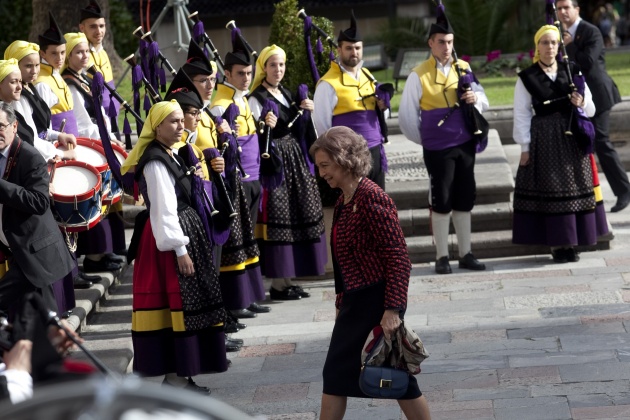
[310,126,372,178]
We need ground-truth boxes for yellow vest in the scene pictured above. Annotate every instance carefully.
[318,61,377,115]
[414,56,470,111]
[34,63,73,114]
[88,47,113,83]
[196,112,219,150]
[211,84,256,137]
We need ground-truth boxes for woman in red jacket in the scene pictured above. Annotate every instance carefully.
[311,126,431,420]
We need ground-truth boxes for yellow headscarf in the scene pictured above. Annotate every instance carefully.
[533,25,560,63]
[62,33,89,72]
[121,100,182,175]
[0,59,20,84]
[250,44,286,92]
[4,40,39,62]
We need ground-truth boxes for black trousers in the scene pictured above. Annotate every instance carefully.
[242,180,261,227]
[592,110,630,197]
[423,140,477,213]
[367,146,385,191]
[0,260,57,315]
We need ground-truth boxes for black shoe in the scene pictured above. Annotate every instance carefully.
[551,248,569,263]
[225,318,247,333]
[104,252,124,264]
[289,285,311,298]
[228,337,243,345]
[225,338,242,352]
[269,287,302,300]
[83,258,121,273]
[611,193,630,213]
[73,276,93,289]
[230,308,257,319]
[435,256,452,275]
[248,302,271,313]
[565,247,580,263]
[79,271,102,283]
[186,377,210,394]
[458,253,486,271]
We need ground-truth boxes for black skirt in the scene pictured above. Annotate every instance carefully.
[322,282,421,399]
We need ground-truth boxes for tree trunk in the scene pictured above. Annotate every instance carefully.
[29,0,123,78]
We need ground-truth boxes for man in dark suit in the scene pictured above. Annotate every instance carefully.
[0,102,74,313]
[557,0,630,212]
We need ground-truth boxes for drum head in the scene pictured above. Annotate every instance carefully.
[52,165,100,197]
[74,145,108,169]
[0,377,255,420]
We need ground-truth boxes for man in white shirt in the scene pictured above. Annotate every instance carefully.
[399,7,489,275]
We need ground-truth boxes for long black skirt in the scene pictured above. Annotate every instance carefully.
[322,282,421,399]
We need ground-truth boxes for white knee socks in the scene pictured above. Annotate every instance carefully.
[452,210,472,258]
[431,212,451,259]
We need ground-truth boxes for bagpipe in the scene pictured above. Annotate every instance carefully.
[86,65,144,150]
[545,0,595,153]
[290,84,318,174]
[188,11,225,80]
[257,99,283,190]
[225,20,258,62]
[132,25,177,92]
[358,69,395,145]
[432,0,489,153]
[297,8,337,83]
[124,53,162,118]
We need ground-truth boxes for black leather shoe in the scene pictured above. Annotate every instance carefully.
[79,271,102,282]
[551,249,568,263]
[73,276,93,289]
[269,287,302,300]
[225,338,242,352]
[565,247,580,263]
[248,302,271,313]
[435,256,452,275]
[187,377,210,394]
[611,193,630,213]
[104,252,124,264]
[83,258,121,273]
[230,309,257,319]
[290,285,311,298]
[458,253,486,271]
[228,337,243,345]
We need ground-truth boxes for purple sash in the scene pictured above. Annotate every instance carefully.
[332,110,387,172]
[238,134,260,182]
[332,110,382,147]
[420,107,471,151]
[51,110,80,137]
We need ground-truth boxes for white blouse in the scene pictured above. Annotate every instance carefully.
[143,159,189,257]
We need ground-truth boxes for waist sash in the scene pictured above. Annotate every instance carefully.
[420,107,471,151]
[51,111,80,137]
[238,134,260,182]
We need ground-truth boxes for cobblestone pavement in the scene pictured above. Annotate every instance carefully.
[76,140,630,419]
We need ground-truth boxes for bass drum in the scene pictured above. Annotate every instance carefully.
[0,377,255,420]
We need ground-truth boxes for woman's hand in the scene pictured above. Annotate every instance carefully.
[300,98,314,112]
[57,133,77,148]
[570,91,585,108]
[210,156,225,173]
[111,138,126,148]
[519,151,530,166]
[217,120,231,134]
[265,112,277,129]
[62,149,76,161]
[177,253,195,277]
[380,309,401,340]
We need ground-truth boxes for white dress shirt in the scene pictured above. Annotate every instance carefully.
[399,58,489,145]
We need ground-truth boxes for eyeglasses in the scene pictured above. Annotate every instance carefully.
[0,122,14,132]
[193,77,217,86]
[184,110,202,118]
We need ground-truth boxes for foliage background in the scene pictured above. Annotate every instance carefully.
[268,0,335,93]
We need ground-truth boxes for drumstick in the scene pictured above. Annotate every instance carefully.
[59,118,66,134]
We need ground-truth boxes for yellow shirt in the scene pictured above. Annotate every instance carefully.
[413,56,470,111]
[34,63,74,113]
[318,61,377,115]
[211,84,256,137]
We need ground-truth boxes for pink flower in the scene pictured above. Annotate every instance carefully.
[486,50,501,62]
[461,55,471,62]
[517,52,525,62]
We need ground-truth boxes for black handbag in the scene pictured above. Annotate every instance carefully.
[358,331,410,399]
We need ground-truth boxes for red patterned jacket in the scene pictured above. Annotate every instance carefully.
[332,178,411,310]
